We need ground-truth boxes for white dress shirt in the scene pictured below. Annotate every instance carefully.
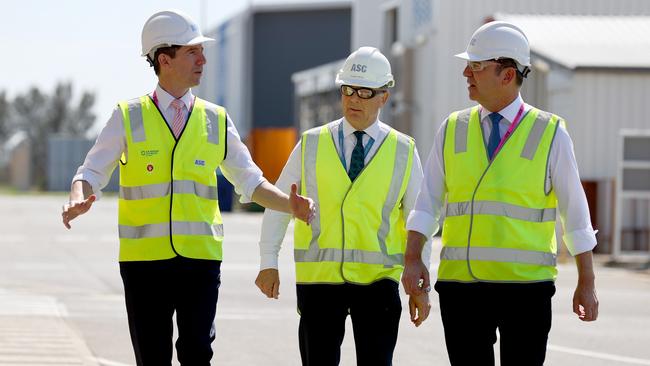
[259,117,431,270]
[406,94,597,256]
[72,85,266,201]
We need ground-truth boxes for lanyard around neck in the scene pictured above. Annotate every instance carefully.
[337,121,375,171]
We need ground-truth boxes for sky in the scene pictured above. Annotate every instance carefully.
[1,0,342,135]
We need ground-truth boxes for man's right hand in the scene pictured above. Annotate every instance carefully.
[409,292,431,327]
[255,268,280,299]
[62,195,96,229]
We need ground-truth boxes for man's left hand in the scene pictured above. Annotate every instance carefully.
[289,183,315,224]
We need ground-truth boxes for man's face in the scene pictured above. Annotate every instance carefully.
[462,60,505,105]
[165,44,206,88]
[341,85,389,129]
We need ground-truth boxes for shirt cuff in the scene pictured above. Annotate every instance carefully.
[406,210,439,239]
[563,228,598,256]
[237,177,268,203]
[71,173,103,200]
[259,251,280,270]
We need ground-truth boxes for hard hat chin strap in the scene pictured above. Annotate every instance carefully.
[520,66,531,78]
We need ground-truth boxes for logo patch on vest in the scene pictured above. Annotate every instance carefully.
[140,149,159,157]
[195,159,206,166]
[146,164,154,172]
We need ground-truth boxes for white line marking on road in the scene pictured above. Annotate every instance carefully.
[548,344,650,365]
[92,357,134,366]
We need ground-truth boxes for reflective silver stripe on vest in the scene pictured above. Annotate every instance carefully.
[294,247,404,266]
[120,182,170,200]
[119,221,224,239]
[119,180,218,201]
[376,132,411,267]
[521,110,552,160]
[302,129,322,251]
[173,180,218,200]
[127,98,146,143]
[441,246,557,267]
[446,201,556,222]
[204,106,222,145]
[454,108,472,153]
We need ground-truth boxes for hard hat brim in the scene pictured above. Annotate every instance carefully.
[454,51,491,62]
[141,36,215,57]
[335,76,391,89]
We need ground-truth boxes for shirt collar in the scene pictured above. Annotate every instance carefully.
[340,117,380,141]
[480,93,524,124]
[154,84,194,110]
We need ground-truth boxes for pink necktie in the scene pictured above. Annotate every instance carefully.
[170,99,185,138]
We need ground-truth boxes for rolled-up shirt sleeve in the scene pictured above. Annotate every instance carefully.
[550,125,598,256]
[72,106,125,199]
[219,114,267,203]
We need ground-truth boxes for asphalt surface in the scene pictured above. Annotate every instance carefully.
[0,194,649,365]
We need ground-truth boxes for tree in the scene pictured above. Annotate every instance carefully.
[10,82,96,189]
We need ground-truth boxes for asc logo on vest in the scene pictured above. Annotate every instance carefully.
[351,64,367,73]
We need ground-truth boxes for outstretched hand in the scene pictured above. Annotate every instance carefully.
[62,195,96,229]
[289,183,315,224]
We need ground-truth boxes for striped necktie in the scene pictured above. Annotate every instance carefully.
[170,99,185,138]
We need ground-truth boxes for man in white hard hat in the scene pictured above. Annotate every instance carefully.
[402,21,599,365]
[254,46,431,366]
[61,9,314,365]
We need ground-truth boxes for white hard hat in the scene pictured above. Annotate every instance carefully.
[455,21,531,69]
[335,46,395,89]
[141,10,214,60]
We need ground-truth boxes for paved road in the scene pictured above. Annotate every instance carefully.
[0,194,649,365]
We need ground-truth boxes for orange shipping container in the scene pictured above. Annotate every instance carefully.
[249,127,298,184]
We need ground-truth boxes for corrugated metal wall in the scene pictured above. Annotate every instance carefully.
[570,70,650,180]
[47,136,119,192]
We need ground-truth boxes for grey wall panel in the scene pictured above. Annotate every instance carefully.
[48,136,119,192]
[252,9,351,128]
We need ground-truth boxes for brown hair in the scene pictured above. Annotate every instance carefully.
[152,45,181,75]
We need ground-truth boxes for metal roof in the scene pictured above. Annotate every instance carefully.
[496,14,650,69]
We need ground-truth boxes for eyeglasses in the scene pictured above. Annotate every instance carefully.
[340,85,386,99]
[466,60,499,72]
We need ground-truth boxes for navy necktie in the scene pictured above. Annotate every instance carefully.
[348,131,365,181]
[487,113,503,159]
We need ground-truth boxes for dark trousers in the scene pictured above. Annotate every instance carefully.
[296,279,402,366]
[435,281,556,366]
[120,257,221,366]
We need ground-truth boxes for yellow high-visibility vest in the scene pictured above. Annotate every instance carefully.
[440,106,562,282]
[294,123,414,284]
[117,95,226,262]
